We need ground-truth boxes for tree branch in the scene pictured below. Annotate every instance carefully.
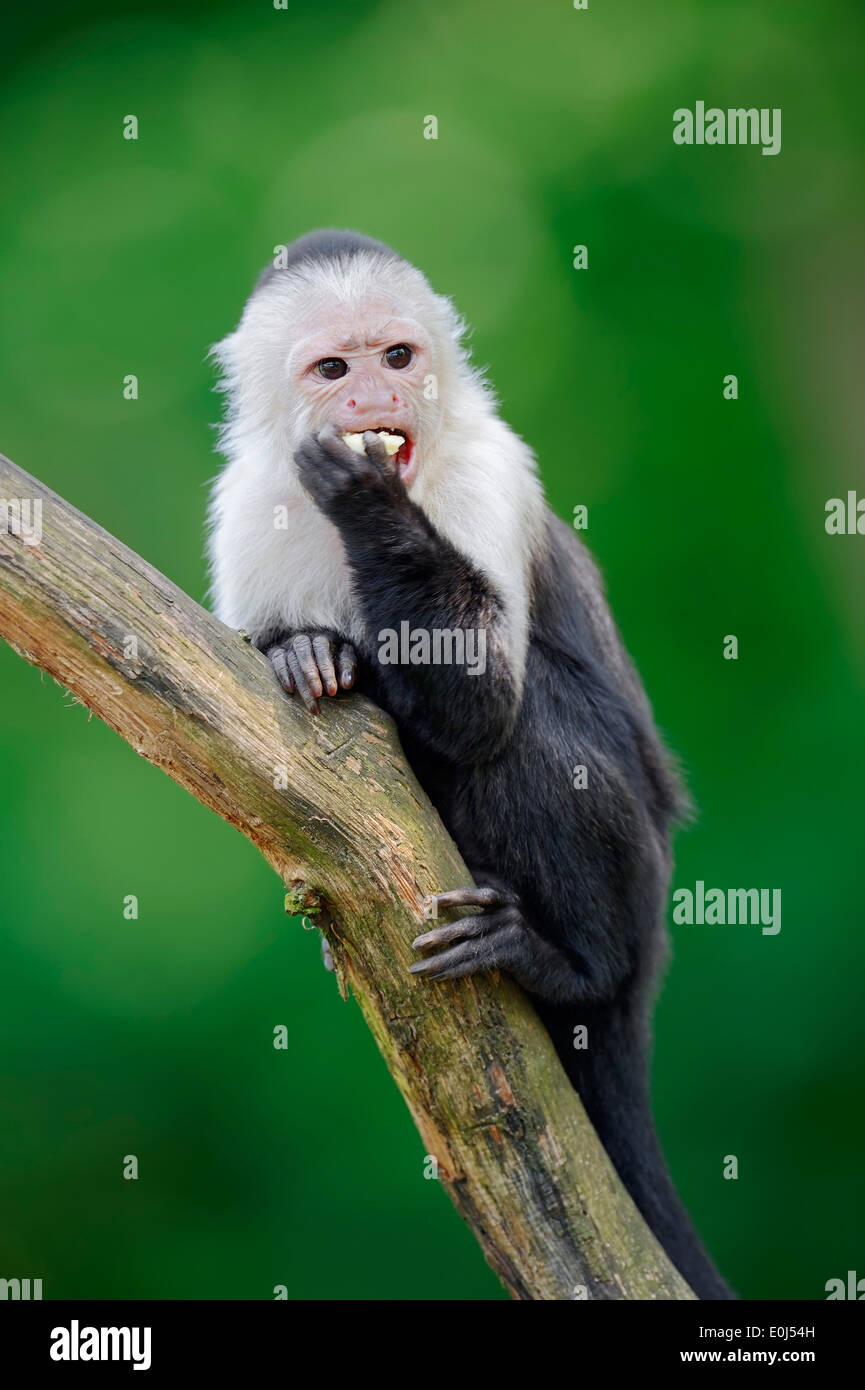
[0,452,693,1300]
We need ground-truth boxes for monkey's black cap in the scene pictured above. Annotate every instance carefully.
[255,229,400,291]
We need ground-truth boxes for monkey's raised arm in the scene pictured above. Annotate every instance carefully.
[293,426,520,764]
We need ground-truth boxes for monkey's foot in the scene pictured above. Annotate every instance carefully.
[411,883,584,1003]
[267,632,357,715]
[410,883,527,983]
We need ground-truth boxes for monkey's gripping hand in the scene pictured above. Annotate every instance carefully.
[294,425,404,522]
[266,631,357,715]
[411,883,593,1007]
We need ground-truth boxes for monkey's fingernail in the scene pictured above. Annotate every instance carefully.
[409,960,431,974]
[412,933,433,949]
[340,671,354,689]
[325,680,338,696]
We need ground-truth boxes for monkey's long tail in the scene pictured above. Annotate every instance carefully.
[541,1000,735,1300]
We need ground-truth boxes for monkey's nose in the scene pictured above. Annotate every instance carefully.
[345,379,400,413]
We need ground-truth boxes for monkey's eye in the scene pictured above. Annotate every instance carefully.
[316,358,349,380]
[384,344,413,370]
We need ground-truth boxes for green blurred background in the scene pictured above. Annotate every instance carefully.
[1,0,863,1300]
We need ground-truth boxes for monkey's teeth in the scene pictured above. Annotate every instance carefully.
[341,430,405,457]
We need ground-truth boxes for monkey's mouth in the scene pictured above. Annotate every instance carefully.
[394,431,415,482]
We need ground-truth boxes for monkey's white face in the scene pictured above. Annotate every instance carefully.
[287,296,430,488]
[210,252,545,677]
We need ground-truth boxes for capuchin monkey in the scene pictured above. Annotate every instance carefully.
[207,229,732,1300]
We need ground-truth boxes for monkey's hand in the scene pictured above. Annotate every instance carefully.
[410,883,586,1005]
[266,631,357,715]
[294,425,404,520]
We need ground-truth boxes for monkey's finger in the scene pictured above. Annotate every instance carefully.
[318,422,350,452]
[316,425,360,469]
[428,885,517,914]
[307,430,376,490]
[294,441,328,474]
[294,440,349,498]
[337,641,357,689]
[290,634,323,699]
[312,635,338,697]
[412,914,490,950]
[267,645,295,694]
[285,645,320,715]
[361,430,395,475]
[409,939,484,980]
[295,439,330,466]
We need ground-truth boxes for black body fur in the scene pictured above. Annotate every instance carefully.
[253,232,732,1299]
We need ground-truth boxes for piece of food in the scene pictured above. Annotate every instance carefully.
[341,430,404,457]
